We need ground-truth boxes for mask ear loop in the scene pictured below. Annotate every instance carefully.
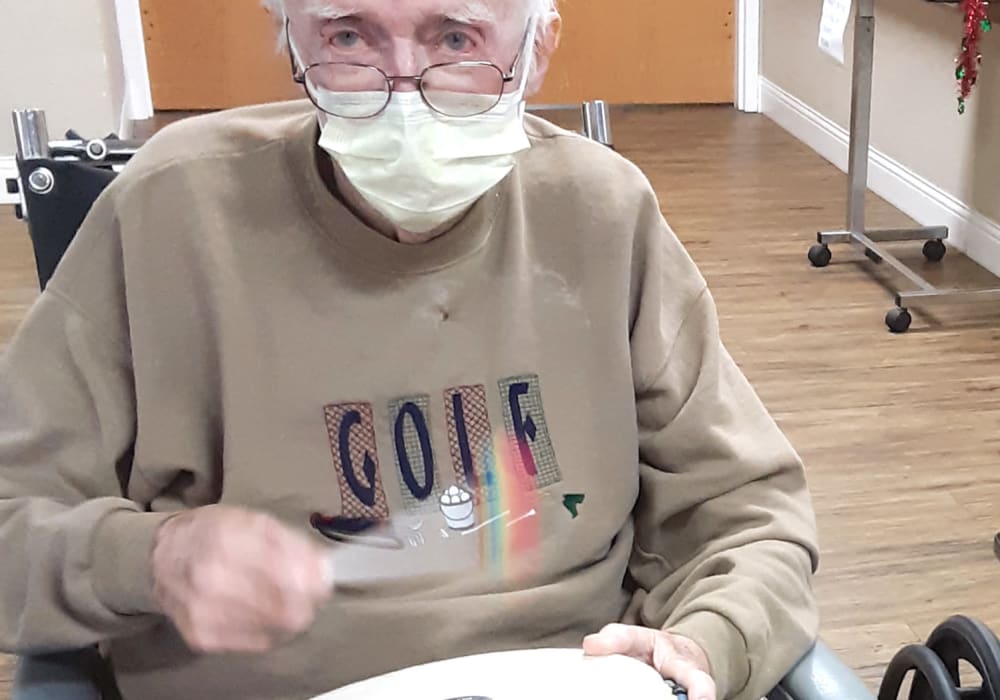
[285,19,332,127]
[512,15,540,118]
[285,18,307,76]
[517,16,540,94]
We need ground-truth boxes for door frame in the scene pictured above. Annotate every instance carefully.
[115,0,153,131]
[115,1,763,116]
[736,0,762,112]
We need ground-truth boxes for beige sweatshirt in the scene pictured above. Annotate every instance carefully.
[0,101,819,700]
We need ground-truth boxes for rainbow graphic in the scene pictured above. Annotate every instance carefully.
[475,430,542,582]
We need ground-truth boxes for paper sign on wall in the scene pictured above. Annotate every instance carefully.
[819,0,853,64]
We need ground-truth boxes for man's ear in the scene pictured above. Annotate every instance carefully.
[526,13,562,97]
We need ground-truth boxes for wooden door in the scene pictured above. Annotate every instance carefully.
[140,0,735,111]
[534,0,735,105]
[141,0,299,110]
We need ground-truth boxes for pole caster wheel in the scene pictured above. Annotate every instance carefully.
[808,244,832,268]
[923,239,947,262]
[886,307,912,334]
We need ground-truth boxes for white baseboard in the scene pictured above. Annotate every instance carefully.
[761,78,1000,278]
[0,156,19,207]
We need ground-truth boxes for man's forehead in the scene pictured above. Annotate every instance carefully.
[295,0,519,25]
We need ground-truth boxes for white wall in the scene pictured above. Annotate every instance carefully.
[0,0,128,155]
[761,0,1000,272]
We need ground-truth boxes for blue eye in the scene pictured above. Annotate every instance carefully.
[443,32,470,51]
[333,30,362,48]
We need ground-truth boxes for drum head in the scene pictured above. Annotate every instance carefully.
[310,648,670,700]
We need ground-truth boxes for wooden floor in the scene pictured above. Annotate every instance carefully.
[1,106,999,696]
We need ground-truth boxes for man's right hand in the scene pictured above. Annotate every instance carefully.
[151,505,332,654]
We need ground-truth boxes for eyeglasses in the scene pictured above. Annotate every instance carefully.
[286,22,527,119]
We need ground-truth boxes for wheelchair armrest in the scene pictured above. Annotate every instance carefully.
[13,649,104,700]
[772,639,875,700]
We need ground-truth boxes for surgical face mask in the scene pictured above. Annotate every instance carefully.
[310,23,537,234]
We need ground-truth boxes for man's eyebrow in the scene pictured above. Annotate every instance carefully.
[300,1,363,20]
[299,1,496,24]
[440,1,497,24]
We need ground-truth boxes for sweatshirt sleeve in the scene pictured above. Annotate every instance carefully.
[0,192,172,653]
[624,191,821,700]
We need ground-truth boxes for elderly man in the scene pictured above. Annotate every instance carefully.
[0,1,819,699]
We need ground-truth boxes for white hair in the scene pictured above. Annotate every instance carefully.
[524,0,559,19]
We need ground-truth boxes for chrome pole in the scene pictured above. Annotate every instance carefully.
[581,100,613,147]
[12,109,50,161]
[846,0,875,235]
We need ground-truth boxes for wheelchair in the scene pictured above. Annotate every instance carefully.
[6,108,1000,700]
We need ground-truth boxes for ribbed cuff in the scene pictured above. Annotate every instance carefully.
[91,510,178,616]
[667,611,751,700]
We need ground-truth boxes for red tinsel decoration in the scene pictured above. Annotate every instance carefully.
[957,0,992,114]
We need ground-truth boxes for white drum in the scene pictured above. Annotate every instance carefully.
[310,648,678,700]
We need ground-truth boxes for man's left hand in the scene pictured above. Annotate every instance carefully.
[583,623,716,700]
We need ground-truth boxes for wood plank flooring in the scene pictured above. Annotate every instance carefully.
[1,105,998,697]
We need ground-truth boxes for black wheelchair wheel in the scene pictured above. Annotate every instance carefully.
[878,644,961,700]
[914,615,1000,700]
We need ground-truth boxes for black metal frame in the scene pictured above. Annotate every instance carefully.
[9,110,140,289]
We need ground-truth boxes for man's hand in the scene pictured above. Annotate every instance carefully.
[583,623,717,700]
[151,505,332,654]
